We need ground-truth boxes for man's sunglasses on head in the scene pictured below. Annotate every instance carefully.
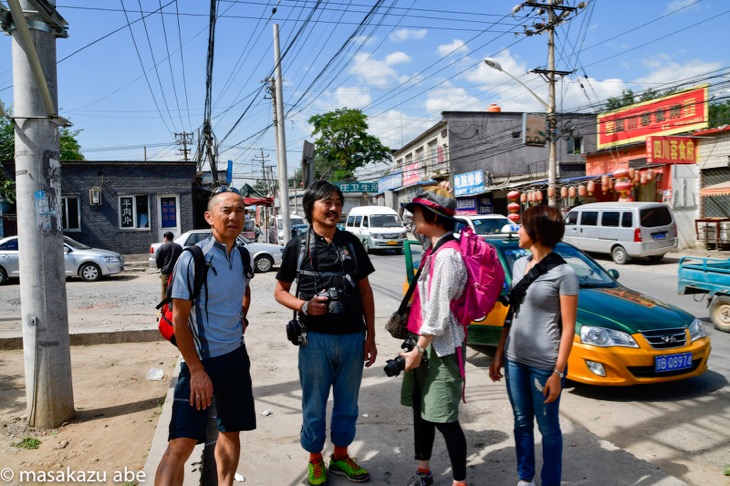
[209,185,241,198]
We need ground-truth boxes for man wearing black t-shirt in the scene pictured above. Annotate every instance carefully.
[274,181,377,486]
[155,231,183,299]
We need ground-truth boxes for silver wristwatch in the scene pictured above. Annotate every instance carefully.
[553,369,565,378]
[415,344,426,355]
[301,301,309,315]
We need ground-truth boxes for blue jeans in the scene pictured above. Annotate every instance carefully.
[298,331,365,452]
[505,359,565,486]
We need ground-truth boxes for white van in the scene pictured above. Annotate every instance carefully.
[345,206,407,254]
[563,202,677,264]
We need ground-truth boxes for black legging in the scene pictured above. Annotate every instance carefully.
[413,408,467,481]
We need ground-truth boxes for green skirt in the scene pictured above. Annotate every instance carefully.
[400,345,463,423]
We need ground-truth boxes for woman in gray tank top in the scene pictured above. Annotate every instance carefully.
[489,205,579,486]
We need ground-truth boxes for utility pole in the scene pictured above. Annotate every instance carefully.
[175,131,194,162]
[272,24,291,243]
[517,0,583,207]
[5,0,75,428]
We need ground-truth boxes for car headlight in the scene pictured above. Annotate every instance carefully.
[688,318,706,342]
[102,256,122,263]
[580,326,639,348]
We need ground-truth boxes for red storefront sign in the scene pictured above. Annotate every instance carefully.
[645,136,697,164]
[403,162,421,187]
[597,85,708,149]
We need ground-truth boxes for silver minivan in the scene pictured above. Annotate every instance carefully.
[563,202,677,264]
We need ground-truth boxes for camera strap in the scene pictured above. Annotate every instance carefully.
[292,229,312,320]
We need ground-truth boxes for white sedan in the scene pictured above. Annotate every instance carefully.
[149,229,283,273]
[0,235,124,284]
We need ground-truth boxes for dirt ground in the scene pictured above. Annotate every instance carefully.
[0,341,179,485]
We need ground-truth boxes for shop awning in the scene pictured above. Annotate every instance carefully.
[700,181,730,197]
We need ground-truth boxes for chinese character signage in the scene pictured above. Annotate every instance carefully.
[120,196,134,228]
[645,136,698,164]
[402,162,421,187]
[597,85,708,150]
[336,182,378,193]
[161,197,177,228]
[378,172,402,191]
[456,197,477,215]
[454,170,485,196]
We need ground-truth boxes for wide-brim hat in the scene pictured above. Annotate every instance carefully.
[401,186,464,223]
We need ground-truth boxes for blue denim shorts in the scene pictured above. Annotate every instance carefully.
[169,345,256,442]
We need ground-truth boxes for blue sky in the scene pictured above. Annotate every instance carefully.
[1,0,728,188]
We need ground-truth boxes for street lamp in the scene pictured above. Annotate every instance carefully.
[484,58,558,207]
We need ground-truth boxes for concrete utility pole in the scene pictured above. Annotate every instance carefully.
[520,0,583,207]
[273,24,291,243]
[6,0,75,428]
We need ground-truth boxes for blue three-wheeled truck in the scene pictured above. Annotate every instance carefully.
[678,256,730,333]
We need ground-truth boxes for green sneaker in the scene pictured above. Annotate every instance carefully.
[308,459,328,486]
[328,455,370,483]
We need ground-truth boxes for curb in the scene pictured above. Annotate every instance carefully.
[0,329,163,350]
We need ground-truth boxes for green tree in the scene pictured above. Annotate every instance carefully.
[308,108,391,181]
[605,89,636,111]
[709,99,730,127]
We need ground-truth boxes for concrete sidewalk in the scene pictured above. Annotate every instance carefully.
[141,314,688,486]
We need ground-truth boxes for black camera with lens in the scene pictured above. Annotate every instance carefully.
[317,287,346,315]
[383,336,428,377]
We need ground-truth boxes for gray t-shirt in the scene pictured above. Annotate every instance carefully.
[505,255,579,370]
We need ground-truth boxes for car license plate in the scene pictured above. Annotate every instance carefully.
[386,240,397,245]
[655,352,692,372]
[653,232,667,240]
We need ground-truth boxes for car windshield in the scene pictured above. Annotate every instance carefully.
[470,218,510,235]
[501,242,617,289]
[370,215,402,228]
[63,236,91,250]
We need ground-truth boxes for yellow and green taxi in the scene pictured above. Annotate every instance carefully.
[403,235,711,386]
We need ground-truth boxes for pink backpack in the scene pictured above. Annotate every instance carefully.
[440,226,505,326]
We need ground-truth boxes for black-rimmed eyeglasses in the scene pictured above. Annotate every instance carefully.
[209,185,241,198]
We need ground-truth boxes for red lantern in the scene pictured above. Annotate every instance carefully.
[507,202,520,212]
[578,184,587,197]
[507,190,520,201]
[547,186,555,198]
[527,191,534,203]
[535,191,543,202]
[646,170,654,182]
[520,192,527,203]
[614,180,633,192]
[560,186,568,199]
[601,175,609,193]
[640,172,647,185]
[507,212,521,223]
[628,168,636,181]
[568,186,577,198]
[613,168,630,179]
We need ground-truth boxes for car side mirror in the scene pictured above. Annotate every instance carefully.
[608,269,620,280]
[64,247,72,253]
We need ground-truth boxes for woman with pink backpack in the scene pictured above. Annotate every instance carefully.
[398,185,469,486]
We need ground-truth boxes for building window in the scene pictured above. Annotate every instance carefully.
[119,195,150,230]
[567,136,583,155]
[61,196,80,231]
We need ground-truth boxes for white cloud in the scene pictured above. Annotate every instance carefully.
[335,87,371,108]
[666,0,700,14]
[425,83,482,114]
[636,58,721,87]
[385,51,411,65]
[437,39,468,57]
[368,110,437,150]
[389,28,427,43]
[348,52,410,88]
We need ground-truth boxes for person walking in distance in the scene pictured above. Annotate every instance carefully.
[489,205,578,486]
[155,186,257,486]
[398,186,470,486]
[274,180,377,486]
[155,231,183,300]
